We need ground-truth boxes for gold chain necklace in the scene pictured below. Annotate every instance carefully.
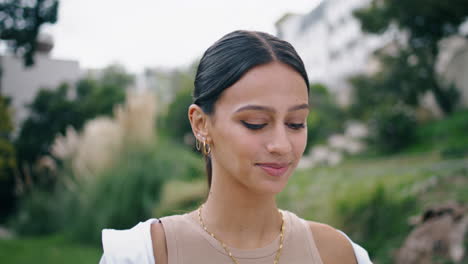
[197,204,285,264]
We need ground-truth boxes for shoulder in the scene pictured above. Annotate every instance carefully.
[150,221,168,264]
[307,221,357,264]
[307,221,372,264]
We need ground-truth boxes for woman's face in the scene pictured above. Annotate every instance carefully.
[207,62,309,195]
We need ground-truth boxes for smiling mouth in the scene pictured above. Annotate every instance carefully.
[255,163,290,177]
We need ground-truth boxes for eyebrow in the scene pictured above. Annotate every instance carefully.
[234,103,309,113]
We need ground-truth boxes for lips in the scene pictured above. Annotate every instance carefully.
[256,163,290,177]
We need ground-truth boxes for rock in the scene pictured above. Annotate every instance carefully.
[396,202,468,263]
[0,226,14,239]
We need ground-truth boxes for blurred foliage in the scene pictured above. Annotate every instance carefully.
[0,95,17,222]
[10,138,204,244]
[353,0,468,115]
[349,50,459,119]
[407,109,468,157]
[154,179,207,217]
[348,75,390,121]
[162,87,193,145]
[158,60,198,147]
[0,0,59,66]
[147,59,197,109]
[168,61,198,99]
[70,140,203,244]
[367,105,418,153]
[278,149,468,263]
[441,143,468,159]
[348,52,457,154]
[335,185,418,263]
[14,65,133,190]
[306,83,347,153]
[351,75,467,155]
[93,64,135,89]
[9,188,70,235]
[68,145,168,244]
[354,1,468,39]
[0,234,101,264]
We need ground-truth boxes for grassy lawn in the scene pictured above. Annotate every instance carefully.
[0,235,102,264]
[279,152,468,224]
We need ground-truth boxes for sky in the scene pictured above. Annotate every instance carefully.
[42,0,321,73]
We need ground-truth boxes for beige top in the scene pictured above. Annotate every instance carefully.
[159,210,323,264]
[99,211,372,264]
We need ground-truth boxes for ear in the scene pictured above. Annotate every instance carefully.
[188,104,211,143]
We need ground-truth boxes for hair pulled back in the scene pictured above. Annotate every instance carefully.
[193,30,309,188]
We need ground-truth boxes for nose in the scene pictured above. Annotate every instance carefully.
[266,124,292,155]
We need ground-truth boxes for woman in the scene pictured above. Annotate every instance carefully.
[100,30,372,264]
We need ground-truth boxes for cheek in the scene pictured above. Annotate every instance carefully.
[213,124,258,165]
[228,128,259,161]
[293,130,308,157]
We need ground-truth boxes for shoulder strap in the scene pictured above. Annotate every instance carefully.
[281,210,324,263]
[100,218,159,264]
[298,218,325,264]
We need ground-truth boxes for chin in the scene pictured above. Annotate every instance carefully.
[255,175,291,195]
[253,184,288,196]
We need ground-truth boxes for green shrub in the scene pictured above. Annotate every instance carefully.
[161,88,193,145]
[441,142,468,159]
[335,184,417,263]
[69,148,167,244]
[0,235,101,264]
[348,74,395,120]
[9,139,204,245]
[10,189,71,235]
[368,105,417,153]
[14,65,133,195]
[0,95,16,222]
[409,109,468,155]
[154,179,207,217]
[306,83,347,152]
[67,141,203,244]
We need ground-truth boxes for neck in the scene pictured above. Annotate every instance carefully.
[198,165,283,249]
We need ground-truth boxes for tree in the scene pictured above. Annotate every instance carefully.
[15,65,133,189]
[0,0,59,67]
[162,87,193,144]
[0,95,17,221]
[159,60,199,147]
[353,0,468,114]
[306,83,347,153]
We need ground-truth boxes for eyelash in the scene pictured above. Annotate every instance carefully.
[288,123,306,130]
[241,121,305,130]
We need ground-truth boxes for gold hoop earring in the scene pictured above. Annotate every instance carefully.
[202,141,211,156]
[195,138,201,151]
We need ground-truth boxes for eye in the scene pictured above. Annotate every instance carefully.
[241,121,267,130]
[287,123,305,130]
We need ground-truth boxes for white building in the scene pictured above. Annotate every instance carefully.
[0,36,81,130]
[277,0,468,110]
[276,0,391,106]
[143,63,197,111]
[143,68,174,107]
[436,36,468,108]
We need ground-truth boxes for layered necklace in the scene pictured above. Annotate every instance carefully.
[197,204,285,264]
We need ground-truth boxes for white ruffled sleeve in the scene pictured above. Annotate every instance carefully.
[99,219,159,264]
[99,255,107,264]
[338,230,373,264]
